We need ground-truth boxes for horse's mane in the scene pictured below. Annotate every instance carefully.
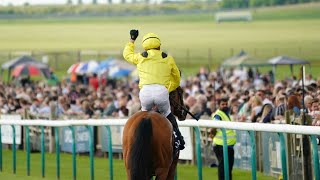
[129,117,153,180]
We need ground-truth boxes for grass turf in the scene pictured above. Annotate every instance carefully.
[0,3,319,77]
[0,150,276,180]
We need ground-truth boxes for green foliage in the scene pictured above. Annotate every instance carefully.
[0,2,219,18]
[222,0,250,8]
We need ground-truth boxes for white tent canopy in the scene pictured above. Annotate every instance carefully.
[268,56,310,65]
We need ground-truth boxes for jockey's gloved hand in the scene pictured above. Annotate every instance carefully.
[130,29,139,41]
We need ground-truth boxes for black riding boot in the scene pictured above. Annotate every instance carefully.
[166,113,185,150]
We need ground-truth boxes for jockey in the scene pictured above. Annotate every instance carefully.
[123,29,185,150]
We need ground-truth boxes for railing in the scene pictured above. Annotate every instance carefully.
[0,119,319,180]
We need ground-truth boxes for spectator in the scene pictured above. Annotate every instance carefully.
[38,98,51,115]
[304,95,313,113]
[257,104,274,123]
[210,97,236,180]
[89,73,99,91]
[29,98,41,114]
[81,100,94,118]
[249,95,263,122]
[309,98,320,126]
[287,95,301,117]
[103,96,116,117]
[274,95,286,120]
[127,95,141,116]
[185,96,202,119]
[230,103,241,122]
[48,71,59,86]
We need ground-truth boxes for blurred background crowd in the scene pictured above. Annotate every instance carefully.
[1,65,320,128]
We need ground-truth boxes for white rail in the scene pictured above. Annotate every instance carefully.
[0,119,319,135]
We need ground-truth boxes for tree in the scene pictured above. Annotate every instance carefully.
[249,0,256,7]
[92,0,97,4]
[78,0,82,4]
[66,0,73,4]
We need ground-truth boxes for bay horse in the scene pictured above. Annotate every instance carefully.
[122,111,179,180]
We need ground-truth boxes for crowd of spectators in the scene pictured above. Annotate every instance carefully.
[0,66,320,127]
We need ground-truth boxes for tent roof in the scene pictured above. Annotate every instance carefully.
[268,56,310,65]
[221,51,269,67]
[1,55,48,70]
[221,50,247,66]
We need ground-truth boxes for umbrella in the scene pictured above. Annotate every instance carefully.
[67,63,81,74]
[108,66,132,78]
[94,59,113,73]
[67,62,86,74]
[77,60,99,74]
[12,64,42,77]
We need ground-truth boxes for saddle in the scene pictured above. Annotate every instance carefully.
[169,86,187,121]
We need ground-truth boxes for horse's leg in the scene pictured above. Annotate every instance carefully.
[166,154,179,180]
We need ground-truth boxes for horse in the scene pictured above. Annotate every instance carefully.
[122,111,179,180]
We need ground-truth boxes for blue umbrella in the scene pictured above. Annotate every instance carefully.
[95,58,135,75]
[94,58,116,73]
[77,60,99,74]
[108,67,132,78]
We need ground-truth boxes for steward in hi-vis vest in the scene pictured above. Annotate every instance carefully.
[210,97,237,180]
[212,109,236,146]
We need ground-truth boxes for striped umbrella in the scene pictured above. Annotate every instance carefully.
[12,64,42,77]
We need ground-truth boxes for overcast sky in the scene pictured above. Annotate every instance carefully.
[0,0,118,5]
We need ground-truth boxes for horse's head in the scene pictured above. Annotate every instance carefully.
[170,86,187,121]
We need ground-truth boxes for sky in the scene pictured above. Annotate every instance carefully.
[0,0,116,6]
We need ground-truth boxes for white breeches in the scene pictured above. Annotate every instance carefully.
[139,84,171,117]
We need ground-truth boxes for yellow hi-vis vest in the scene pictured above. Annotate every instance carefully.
[212,109,237,146]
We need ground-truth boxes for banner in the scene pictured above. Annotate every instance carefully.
[179,127,193,160]
[61,126,92,153]
[1,115,22,144]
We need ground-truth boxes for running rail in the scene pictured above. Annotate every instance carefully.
[0,119,319,180]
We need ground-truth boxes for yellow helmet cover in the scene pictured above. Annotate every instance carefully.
[142,33,161,50]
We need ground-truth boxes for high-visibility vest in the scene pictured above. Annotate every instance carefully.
[212,109,237,146]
